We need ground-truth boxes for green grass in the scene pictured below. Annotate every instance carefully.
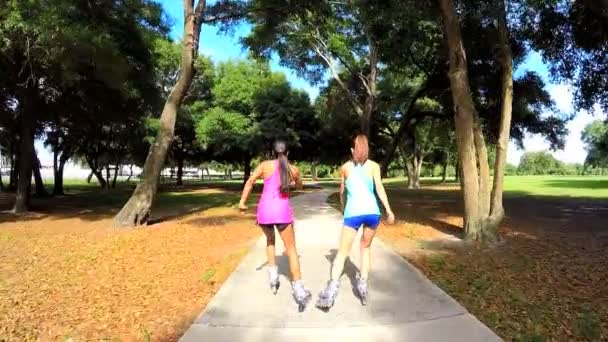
[503,175,608,198]
[380,175,608,199]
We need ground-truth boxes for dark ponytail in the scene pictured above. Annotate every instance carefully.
[273,140,290,194]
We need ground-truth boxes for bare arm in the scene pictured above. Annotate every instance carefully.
[339,165,346,213]
[289,164,303,190]
[372,162,395,223]
[239,163,264,209]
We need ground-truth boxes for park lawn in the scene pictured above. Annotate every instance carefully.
[0,184,264,341]
[375,176,608,341]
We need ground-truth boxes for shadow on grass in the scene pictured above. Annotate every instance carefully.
[542,178,608,190]
[0,186,245,225]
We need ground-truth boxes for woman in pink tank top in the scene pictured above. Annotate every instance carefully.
[239,140,311,311]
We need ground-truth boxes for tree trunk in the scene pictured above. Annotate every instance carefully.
[488,0,514,228]
[414,155,423,189]
[106,165,111,187]
[86,171,93,183]
[112,163,120,188]
[441,151,449,183]
[360,35,378,136]
[126,165,134,182]
[0,164,4,191]
[32,152,47,197]
[380,86,427,176]
[86,158,107,188]
[311,161,318,181]
[439,0,490,241]
[9,141,17,191]
[242,155,252,189]
[176,157,184,186]
[113,0,207,227]
[13,109,34,213]
[53,155,67,196]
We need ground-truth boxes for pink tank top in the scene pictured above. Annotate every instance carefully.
[257,161,294,224]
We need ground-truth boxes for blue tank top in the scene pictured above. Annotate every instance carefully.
[343,162,381,218]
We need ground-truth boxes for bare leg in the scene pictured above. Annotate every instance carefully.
[278,224,301,281]
[330,226,357,280]
[262,226,279,293]
[278,224,311,310]
[261,226,276,266]
[317,226,357,309]
[359,227,377,280]
[356,227,377,305]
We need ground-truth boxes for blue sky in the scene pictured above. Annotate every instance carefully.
[159,0,320,98]
[33,1,605,166]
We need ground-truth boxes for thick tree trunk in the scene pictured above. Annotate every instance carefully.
[176,157,184,186]
[32,152,47,197]
[112,163,120,188]
[93,169,107,188]
[53,155,67,196]
[9,141,17,191]
[414,155,423,189]
[441,152,449,183]
[86,158,107,188]
[311,161,318,181]
[13,110,34,213]
[113,0,207,227]
[439,0,490,241]
[126,165,134,182]
[0,164,4,191]
[105,165,111,187]
[488,0,514,228]
[242,155,252,189]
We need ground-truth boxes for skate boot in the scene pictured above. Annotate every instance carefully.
[315,279,340,311]
[292,280,312,312]
[268,265,280,294]
[355,274,369,306]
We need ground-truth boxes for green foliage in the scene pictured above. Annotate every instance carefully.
[196,107,252,156]
[517,151,566,175]
[582,120,608,169]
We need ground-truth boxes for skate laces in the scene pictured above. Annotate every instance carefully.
[356,274,368,293]
[292,280,309,298]
[268,265,278,281]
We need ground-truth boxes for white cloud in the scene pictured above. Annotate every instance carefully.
[506,84,606,165]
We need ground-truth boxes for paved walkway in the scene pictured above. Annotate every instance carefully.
[181,191,501,341]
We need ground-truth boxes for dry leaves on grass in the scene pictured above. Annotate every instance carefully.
[0,207,260,341]
[380,206,608,341]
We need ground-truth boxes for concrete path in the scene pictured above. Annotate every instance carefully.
[181,191,501,341]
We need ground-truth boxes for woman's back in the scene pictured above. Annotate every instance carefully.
[343,160,380,218]
[257,160,296,224]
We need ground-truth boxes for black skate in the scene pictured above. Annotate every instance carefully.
[315,280,339,311]
[355,274,369,306]
[292,281,312,312]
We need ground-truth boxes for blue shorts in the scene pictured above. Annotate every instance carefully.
[343,214,381,230]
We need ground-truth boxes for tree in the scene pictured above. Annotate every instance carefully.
[517,151,565,175]
[114,0,209,227]
[1,0,165,212]
[582,120,608,169]
[438,0,517,241]
[518,0,608,112]
[151,39,214,186]
[245,0,382,134]
[195,59,319,184]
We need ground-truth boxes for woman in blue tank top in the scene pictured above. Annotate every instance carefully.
[316,134,395,309]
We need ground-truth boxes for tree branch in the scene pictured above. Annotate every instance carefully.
[310,43,364,116]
